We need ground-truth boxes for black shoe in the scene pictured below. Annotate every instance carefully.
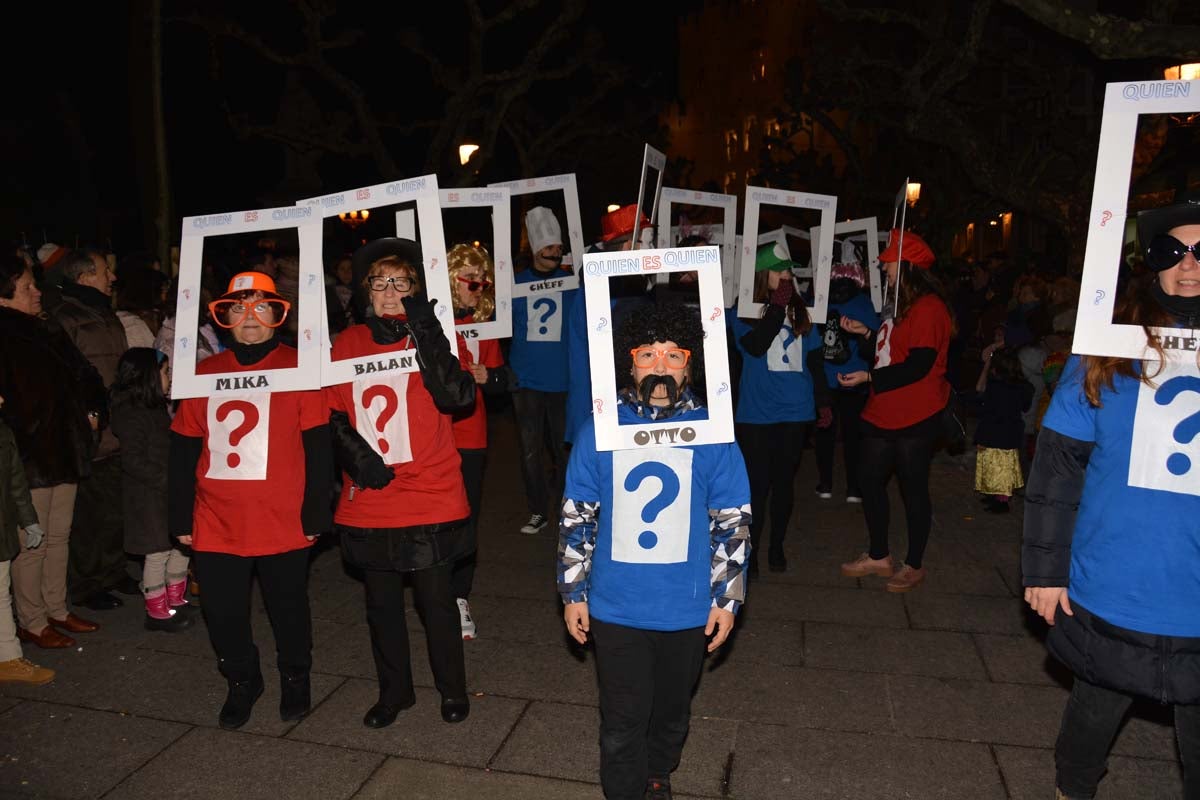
[645,777,673,800]
[362,699,413,729]
[279,671,312,722]
[814,484,833,500]
[112,575,141,596]
[79,591,123,611]
[985,498,1011,514]
[144,611,193,633]
[440,696,470,723]
[219,674,264,730]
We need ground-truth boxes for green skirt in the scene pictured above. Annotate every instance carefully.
[975,447,1024,496]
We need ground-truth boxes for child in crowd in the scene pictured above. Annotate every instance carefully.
[110,349,193,631]
[0,398,54,685]
[973,344,1034,513]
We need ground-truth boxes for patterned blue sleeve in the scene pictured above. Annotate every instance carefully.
[710,504,751,613]
[557,498,598,604]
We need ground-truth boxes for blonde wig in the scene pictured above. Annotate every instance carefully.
[447,243,496,322]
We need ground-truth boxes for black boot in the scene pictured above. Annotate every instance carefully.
[219,673,264,730]
[279,671,311,722]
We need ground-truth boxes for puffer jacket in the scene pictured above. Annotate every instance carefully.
[0,421,38,562]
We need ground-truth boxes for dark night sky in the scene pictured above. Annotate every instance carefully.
[2,2,703,254]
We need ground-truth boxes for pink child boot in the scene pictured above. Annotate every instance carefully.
[145,588,193,633]
[166,577,197,617]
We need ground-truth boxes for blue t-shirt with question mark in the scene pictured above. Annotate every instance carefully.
[1042,355,1200,637]
[563,403,751,631]
[728,314,822,424]
[510,268,578,393]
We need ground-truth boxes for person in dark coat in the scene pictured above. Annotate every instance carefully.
[110,348,192,632]
[0,255,105,649]
[1023,196,1200,799]
[972,345,1034,513]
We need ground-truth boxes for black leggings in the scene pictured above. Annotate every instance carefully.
[737,421,810,560]
[814,390,868,494]
[451,448,486,600]
[858,423,937,569]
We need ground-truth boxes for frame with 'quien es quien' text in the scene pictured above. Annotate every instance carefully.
[298,175,455,385]
[738,186,837,323]
[171,205,324,399]
[657,187,738,306]
[811,216,885,312]
[488,173,585,298]
[439,187,514,340]
[584,246,734,451]
[1075,79,1200,360]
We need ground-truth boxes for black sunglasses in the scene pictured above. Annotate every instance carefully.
[1146,234,1200,272]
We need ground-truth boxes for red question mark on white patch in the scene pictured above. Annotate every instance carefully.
[362,385,399,454]
[594,398,603,414]
[710,307,721,320]
[215,400,259,468]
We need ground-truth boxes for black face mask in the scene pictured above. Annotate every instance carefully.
[637,374,681,406]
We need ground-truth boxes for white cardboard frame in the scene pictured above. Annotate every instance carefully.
[584,246,734,451]
[657,188,737,302]
[438,187,513,340]
[631,144,667,249]
[813,217,884,312]
[1075,79,1200,360]
[488,173,584,298]
[738,186,837,323]
[171,205,324,400]
[298,175,455,385]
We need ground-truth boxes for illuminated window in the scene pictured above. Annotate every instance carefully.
[723,171,738,194]
[743,116,756,153]
[764,118,782,137]
[725,130,738,161]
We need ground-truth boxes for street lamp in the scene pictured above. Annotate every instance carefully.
[905,182,922,207]
[338,209,370,229]
[606,204,621,213]
[459,143,480,166]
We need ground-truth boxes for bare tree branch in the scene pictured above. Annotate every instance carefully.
[1001,0,1200,59]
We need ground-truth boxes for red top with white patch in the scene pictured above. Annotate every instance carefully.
[452,330,504,450]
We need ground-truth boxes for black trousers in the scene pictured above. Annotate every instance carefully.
[736,421,809,561]
[192,547,312,682]
[364,561,466,707]
[511,388,567,516]
[591,618,707,800]
[858,425,936,569]
[814,390,868,495]
[1056,675,1200,798]
[67,455,129,601]
[451,448,486,600]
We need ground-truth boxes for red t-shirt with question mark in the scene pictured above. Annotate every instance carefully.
[451,328,504,450]
[861,294,952,430]
[325,324,469,529]
[171,345,327,556]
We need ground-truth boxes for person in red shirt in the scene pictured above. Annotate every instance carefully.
[446,243,513,640]
[327,238,476,729]
[834,230,952,592]
[168,272,332,730]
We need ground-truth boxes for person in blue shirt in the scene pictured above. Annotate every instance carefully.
[1023,194,1200,800]
[814,258,881,503]
[729,243,830,577]
[558,301,750,800]
[510,206,578,534]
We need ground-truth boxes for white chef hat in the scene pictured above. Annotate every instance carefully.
[525,206,563,254]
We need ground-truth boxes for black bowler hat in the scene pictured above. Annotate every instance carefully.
[1136,191,1200,253]
[350,238,424,317]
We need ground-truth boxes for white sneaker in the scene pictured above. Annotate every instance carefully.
[520,513,548,535]
[457,598,477,640]
[846,495,863,504]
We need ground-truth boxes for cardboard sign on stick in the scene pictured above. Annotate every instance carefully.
[584,246,734,451]
[488,173,584,298]
[171,205,324,399]
[298,174,454,385]
[631,144,667,249]
[438,187,513,340]
[738,186,837,323]
[1074,79,1200,360]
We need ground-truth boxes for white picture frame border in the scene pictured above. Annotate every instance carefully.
[171,205,324,400]
[488,173,585,298]
[298,174,455,385]
[812,216,884,312]
[1074,79,1200,360]
[584,246,734,452]
[657,187,738,303]
[438,187,514,340]
[738,186,837,323]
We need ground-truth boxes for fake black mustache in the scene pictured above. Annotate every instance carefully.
[639,374,680,406]
[542,254,563,266]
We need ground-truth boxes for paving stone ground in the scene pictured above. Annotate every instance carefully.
[0,412,1185,798]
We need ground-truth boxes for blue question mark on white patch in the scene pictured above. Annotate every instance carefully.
[780,328,797,364]
[532,297,557,335]
[1155,376,1200,475]
[623,461,681,551]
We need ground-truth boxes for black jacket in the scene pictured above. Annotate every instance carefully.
[0,307,104,487]
[111,402,171,555]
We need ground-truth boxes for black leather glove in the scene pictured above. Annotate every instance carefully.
[402,293,438,323]
[330,411,395,490]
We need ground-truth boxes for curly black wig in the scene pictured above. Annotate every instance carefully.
[613,301,706,399]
